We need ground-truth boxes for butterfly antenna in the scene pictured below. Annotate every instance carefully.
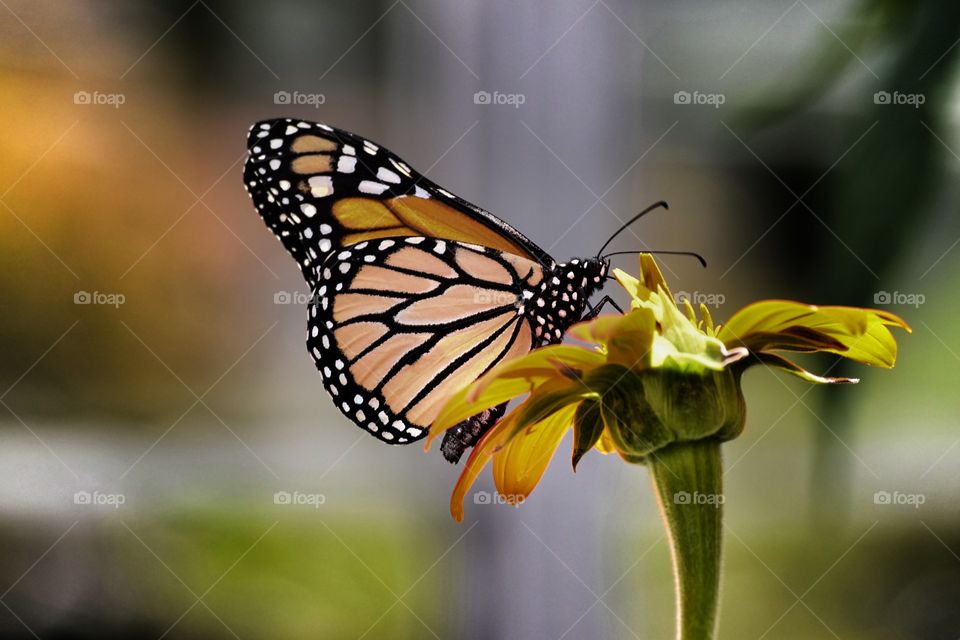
[595,201,669,257]
[603,249,707,268]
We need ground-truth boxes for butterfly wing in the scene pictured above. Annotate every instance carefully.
[309,237,545,443]
[244,118,554,288]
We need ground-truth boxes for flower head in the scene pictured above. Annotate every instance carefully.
[428,254,910,521]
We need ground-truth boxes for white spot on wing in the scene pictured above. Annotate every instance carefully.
[377,167,401,184]
[358,180,388,195]
[390,158,412,177]
[308,176,334,197]
[337,155,356,173]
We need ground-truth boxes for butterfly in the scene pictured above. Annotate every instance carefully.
[243,118,680,462]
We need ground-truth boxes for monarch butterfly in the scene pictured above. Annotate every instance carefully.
[244,118,697,462]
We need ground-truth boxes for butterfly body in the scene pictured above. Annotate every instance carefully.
[244,118,608,453]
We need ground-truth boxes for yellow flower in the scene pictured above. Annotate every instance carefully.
[428,254,910,521]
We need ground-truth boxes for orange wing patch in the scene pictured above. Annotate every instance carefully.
[381,312,517,416]
[333,293,404,323]
[334,322,389,360]
[386,247,458,279]
[352,333,432,387]
[387,197,534,258]
[328,195,538,260]
[351,265,439,295]
[395,284,508,325]
[333,198,406,231]
[291,135,338,153]
[291,154,333,174]
[406,320,529,424]
[455,248,513,285]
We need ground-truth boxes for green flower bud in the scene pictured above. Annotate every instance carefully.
[640,368,746,443]
[588,366,747,462]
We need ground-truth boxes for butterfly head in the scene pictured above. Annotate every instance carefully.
[573,256,609,290]
[553,256,609,305]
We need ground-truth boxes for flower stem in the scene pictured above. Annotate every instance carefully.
[648,440,723,640]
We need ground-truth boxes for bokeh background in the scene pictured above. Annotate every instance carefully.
[1,1,958,638]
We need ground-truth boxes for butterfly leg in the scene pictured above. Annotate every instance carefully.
[582,295,624,321]
[440,403,507,464]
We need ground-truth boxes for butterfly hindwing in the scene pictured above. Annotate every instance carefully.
[308,237,544,443]
[244,118,553,288]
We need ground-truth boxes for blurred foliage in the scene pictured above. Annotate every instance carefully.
[0,507,447,639]
[728,0,960,518]
[621,520,960,639]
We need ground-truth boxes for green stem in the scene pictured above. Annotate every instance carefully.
[648,440,724,640]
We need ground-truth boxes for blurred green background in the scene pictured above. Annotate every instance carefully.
[1,1,958,638]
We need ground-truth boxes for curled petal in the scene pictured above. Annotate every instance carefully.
[750,352,859,384]
[718,300,911,368]
[572,400,605,470]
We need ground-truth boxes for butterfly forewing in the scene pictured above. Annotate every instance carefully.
[309,237,540,443]
[244,119,553,289]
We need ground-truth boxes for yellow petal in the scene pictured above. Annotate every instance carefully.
[718,300,911,368]
[427,344,604,447]
[612,254,673,303]
[594,428,618,454]
[569,308,656,369]
[612,269,641,302]
[753,352,859,384]
[492,404,578,505]
[639,253,670,293]
[448,408,520,521]
[700,303,715,335]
